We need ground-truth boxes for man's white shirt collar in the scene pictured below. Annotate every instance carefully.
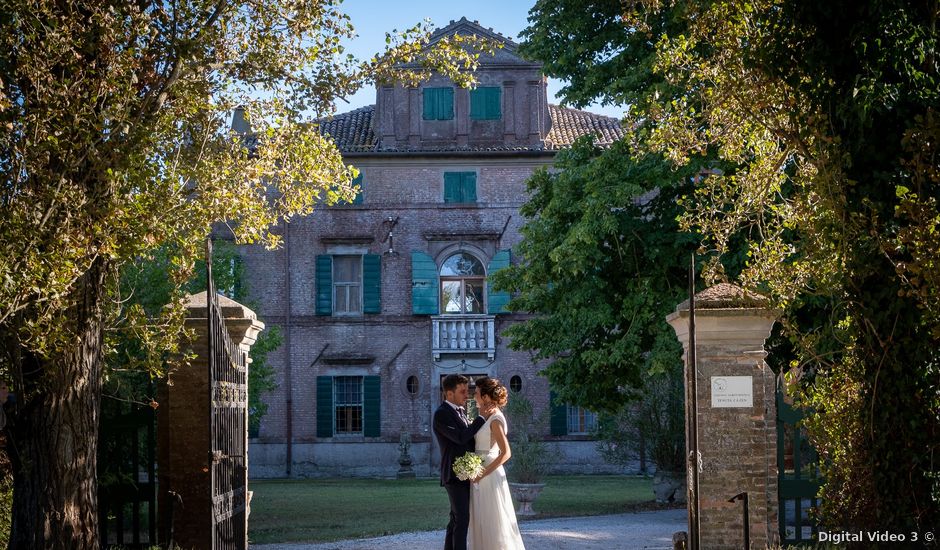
[445,400,463,411]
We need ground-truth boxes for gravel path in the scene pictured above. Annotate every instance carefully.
[250,508,687,550]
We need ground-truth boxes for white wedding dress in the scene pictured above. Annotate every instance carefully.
[468,411,526,550]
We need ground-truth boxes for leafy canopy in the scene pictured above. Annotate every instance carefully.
[0,1,494,544]
[110,240,279,436]
[510,0,711,416]
[640,0,940,531]
[522,0,940,531]
[491,137,698,412]
[520,0,684,110]
[0,0,495,372]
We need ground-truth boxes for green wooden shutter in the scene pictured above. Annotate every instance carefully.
[351,174,363,205]
[317,376,334,438]
[316,255,332,316]
[423,88,436,119]
[411,251,439,314]
[444,172,476,203]
[440,87,454,120]
[487,87,501,119]
[470,87,501,120]
[363,254,381,314]
[487,249,511,314]
[423,87,454,120]
[462,172,477,202]
[549,390,568,436]
[444,172,462,203]
[363,376,381,437]
[470,88,485,119]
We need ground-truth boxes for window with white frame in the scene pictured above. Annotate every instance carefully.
[334,376,363,435]
[567,406,597,435]
[333,255,362,315]
[440,252,485,314]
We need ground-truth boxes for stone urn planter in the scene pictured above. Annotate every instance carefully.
[653,470,686,504]
[508,482,545,516]
[504,394,549,516]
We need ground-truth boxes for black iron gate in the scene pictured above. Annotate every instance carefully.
[206,239,249,549]
[98,390,157,549]
[776,384,822,545]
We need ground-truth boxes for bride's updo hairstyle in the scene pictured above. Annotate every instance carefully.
[475,377,508,407]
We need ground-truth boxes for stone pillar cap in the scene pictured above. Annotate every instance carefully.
[674,282,769,312]
[184,291,259,321]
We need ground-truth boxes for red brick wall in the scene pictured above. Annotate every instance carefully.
[240,156,621,477]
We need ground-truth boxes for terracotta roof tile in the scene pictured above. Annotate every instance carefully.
[318,105,377,152]
[545,104,624,149]
[318,104,625,154]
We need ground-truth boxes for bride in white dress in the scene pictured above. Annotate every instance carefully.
[468,377,526,550]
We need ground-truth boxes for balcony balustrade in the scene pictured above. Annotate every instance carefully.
[431,315,496,360]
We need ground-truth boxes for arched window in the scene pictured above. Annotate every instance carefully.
[440,252,485,314]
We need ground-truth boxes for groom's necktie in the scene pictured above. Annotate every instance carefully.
[457,406,469,426]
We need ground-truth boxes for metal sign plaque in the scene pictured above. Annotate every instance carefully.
[711,376,753,408]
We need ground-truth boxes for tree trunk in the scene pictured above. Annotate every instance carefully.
[7,258,107,549]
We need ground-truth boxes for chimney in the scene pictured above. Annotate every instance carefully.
[231,106,251,134]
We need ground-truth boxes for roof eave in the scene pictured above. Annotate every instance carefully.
[340,149,558,158]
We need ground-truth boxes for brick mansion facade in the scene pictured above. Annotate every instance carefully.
[240,18,626,478]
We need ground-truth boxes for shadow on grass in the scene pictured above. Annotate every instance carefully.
[248,475,661,544]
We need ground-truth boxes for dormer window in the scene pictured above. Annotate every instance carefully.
[423,87,454,120]
[470,87,501,120]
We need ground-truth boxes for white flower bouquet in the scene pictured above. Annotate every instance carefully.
[452,452,484,481]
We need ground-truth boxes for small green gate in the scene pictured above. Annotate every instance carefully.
[776,385,822,545]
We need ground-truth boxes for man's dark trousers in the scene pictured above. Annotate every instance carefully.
[444,480,471,550]
[434,401,484,550]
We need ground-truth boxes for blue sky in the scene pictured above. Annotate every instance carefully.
[336,0,625,119]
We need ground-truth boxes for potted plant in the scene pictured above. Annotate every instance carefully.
[503,393,550,515]
[595,367,686,504]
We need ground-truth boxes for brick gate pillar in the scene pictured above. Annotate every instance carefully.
[157,291,265,548]
[667,283,778,549]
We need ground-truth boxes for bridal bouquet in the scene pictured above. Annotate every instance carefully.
[452,452,484,481]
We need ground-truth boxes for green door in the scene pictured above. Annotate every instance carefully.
[776,385,823,545]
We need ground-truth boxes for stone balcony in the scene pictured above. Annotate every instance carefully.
[431,315,496,361]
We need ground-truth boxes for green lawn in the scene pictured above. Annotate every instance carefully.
[248,475,659,544]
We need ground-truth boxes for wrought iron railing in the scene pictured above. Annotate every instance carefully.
[207,239,248,550]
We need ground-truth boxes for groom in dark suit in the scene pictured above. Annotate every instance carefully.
[434,374,486,550]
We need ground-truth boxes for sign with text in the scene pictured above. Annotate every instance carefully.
[711,376,753,408]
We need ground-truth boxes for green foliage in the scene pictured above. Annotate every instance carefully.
[519,0,684,110]
[0,0,493,541]
[638,0,940,534]
[523,0,940,533]
[503,394,549,484]
[491,136,698,412]
[111,239,280,432]
[0,462,10,547]
[0,0,496,405]
[595,365,685,473]
[247,327,281,439]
